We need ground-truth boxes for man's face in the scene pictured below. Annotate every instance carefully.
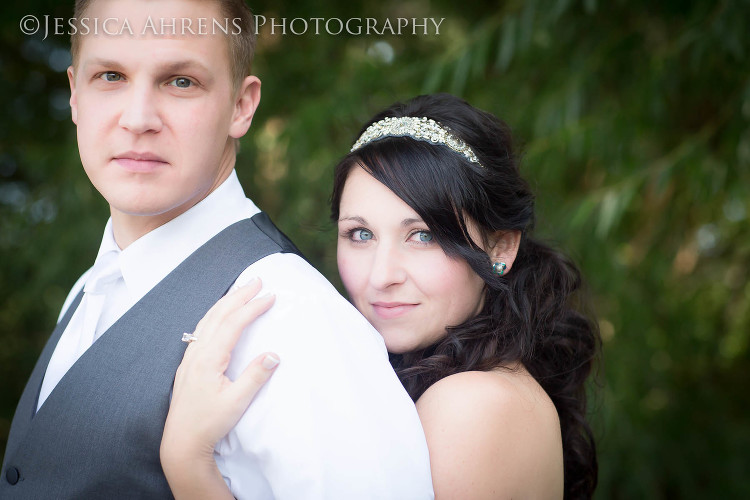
[69,0,258,228]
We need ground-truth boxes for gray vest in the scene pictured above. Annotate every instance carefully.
[1,214,300,499]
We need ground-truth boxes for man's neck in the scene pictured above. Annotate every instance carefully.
[111,210,177,250]
[110,165,235,249]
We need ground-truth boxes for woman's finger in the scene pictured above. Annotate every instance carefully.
[163,351,280,464]
[206,293,276,357]
[228,352,280,410]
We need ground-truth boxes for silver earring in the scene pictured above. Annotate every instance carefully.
[492,262,506,276]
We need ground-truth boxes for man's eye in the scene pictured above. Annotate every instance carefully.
[100,72,122,82]
[169,77,193,88]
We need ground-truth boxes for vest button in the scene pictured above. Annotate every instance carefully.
[5,466,20,485]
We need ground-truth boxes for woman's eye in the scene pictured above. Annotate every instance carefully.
[410,230,433,243]
[100,72,122,82]
[352,229,373,241]
[169,77,193,88]
[418,231,433,242]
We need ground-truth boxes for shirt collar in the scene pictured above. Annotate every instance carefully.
[94,170,260,301]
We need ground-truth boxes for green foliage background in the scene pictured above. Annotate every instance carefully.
[1,0,748,497]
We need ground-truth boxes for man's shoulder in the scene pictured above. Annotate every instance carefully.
[236,252,344,305]
[230,251,385,354]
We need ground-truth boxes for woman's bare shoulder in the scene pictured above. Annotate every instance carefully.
[416,367,560,432]
[416,367,563,499]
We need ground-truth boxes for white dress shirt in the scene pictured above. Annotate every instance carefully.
[45,170,434,499]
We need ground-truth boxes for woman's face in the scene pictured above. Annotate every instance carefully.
[336,166,486,354]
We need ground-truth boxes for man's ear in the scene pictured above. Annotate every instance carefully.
[487,230,521,274]
[67,66,78,125]
[229,75,261,139]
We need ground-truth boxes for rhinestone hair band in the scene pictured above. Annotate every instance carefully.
[350,116,484,168]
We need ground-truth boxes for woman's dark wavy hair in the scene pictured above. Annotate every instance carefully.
[330,94,600,499]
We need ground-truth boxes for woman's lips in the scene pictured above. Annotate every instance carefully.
[371,302,419,319]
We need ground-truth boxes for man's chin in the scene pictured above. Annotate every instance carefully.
[108,199,185,219]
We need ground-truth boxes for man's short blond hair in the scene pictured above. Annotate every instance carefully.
[69,0,257,91]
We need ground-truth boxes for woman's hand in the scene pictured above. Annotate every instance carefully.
[161,278,279,499]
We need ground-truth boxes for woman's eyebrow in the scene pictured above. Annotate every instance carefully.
[401,217,423,226]
[338,216,368,225]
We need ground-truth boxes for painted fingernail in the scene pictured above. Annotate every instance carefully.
[262,354,280,370]
[231,277,256,292]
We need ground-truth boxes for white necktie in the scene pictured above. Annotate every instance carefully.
[37,251,123,410]
[77,252,123,350]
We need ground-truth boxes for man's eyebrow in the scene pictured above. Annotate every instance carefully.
[83,58,124,70]
[158,60,212,75]
[82,58,211,75]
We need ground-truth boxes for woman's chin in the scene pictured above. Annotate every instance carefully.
[382,335,425,355]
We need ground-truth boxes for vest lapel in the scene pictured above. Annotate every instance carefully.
[3,290,83,461]
[33,216,287,421]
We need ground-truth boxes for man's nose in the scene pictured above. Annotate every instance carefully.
[118,82,163,134]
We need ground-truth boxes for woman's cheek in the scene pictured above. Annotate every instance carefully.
[419,253,483,308]
[337,250,365,300]
[408,251,454,295]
